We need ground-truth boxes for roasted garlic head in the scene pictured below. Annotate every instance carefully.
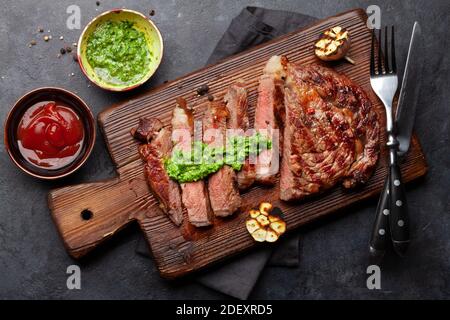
[245,203,286,243]
[315,26,354,64]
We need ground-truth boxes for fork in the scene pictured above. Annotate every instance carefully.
[369,26,409,260]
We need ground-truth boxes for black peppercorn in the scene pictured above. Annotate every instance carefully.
[196,84,209,96]
[60,48,66,54]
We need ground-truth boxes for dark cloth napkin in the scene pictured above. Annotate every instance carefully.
[136,6,317,300]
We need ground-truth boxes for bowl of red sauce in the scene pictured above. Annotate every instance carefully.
[4,87,95,179]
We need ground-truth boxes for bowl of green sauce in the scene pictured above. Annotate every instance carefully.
[77,9,163,91]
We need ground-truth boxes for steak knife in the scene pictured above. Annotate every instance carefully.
[369,22,424,261]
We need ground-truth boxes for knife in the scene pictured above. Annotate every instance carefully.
[369,22,424,261]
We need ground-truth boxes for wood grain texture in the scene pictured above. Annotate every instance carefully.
[48,9,427,278]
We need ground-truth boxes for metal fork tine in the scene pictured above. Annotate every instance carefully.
[384,26,389,73]
[370,29,375,76]
[391,26,396,73]
[377,28,383,74]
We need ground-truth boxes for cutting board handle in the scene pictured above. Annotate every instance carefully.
[48,177,149,258]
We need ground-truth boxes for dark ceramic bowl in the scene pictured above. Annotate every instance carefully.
[4,87,96,179]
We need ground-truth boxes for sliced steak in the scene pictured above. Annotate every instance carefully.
[134,118,183,226]
[203,101,241,217]
[224,80,249,131]
[172,98,213,227]
[280,60,379,201]
[138,124,183,226]
[254,55,287,185]
[224,81,255,190]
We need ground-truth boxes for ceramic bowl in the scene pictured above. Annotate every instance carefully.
[77,9,164,91]
[4,87,96,180]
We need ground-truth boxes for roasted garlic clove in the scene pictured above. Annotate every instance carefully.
[265,229,279,243]
[315,26,354,64]
[259,202,273,216]
[270,220,286,235]
[256,214,270,227]
[269,215,280,223]
[251,228,267,242]
[246,218,260,234]
[249,209,261,219]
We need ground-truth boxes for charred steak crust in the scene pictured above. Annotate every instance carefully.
[280,59,379,201]
[204,100,242,217]
[136,120,183,226]
[131,117,164,143]
[172,98,214,227]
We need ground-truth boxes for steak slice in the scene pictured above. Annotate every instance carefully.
[254,55,287,185]
[224,80,249,131]
[224,81,255,190]
[131,117,164,143]
[204,100,241,217]
[280,60,379,201]
[138,121,183,226]
[172,98,213,227]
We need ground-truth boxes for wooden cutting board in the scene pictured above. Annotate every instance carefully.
[48,9,427,279]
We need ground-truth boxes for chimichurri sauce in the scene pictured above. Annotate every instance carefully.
[86,20,152,86]
[165,133,272,183]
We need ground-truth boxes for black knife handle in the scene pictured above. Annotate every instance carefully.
[369,176,390,262]
[388,162,410,256]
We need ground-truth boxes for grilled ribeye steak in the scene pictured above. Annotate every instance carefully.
[224,81,255,190]
[254,55,286,185]
[280,57,380,201]
[137,118,183,226]
[204,100,241,217]
[172,98,213,227]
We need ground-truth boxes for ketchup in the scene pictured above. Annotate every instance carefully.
[17,101,84,169]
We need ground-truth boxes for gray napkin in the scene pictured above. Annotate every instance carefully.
[136,6,317,300]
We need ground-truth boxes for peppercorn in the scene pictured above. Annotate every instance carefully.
[66,46,72,53]
[60,48,66,55]
[149,9,155,16]
[207,94,214,101]
[196,84,209,96]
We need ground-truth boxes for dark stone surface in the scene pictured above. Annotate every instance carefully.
[0,0,449,299]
